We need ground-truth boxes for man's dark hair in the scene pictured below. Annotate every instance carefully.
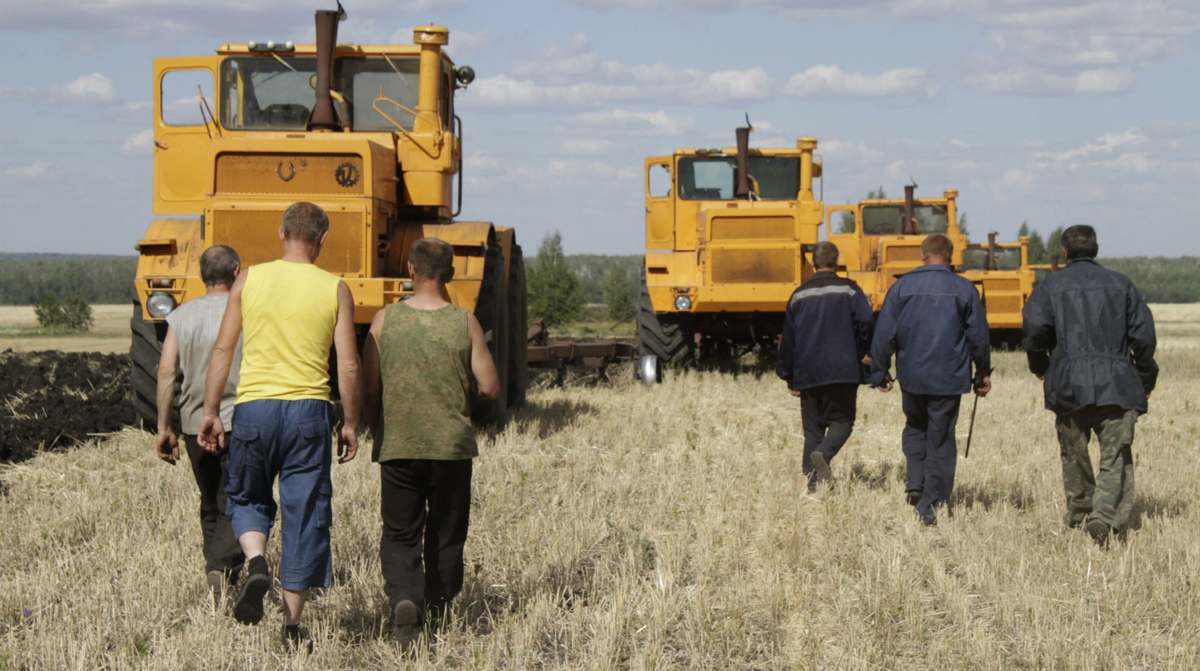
[921,234,954,262]
[200,245,240,286]
[282,202,330,244]
[410,238,455,283]
[1062,224,1098,260]
[812,241,840,270]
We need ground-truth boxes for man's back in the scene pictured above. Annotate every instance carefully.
[777,272,873,390]
[373,302,476,462]
[1023,258,1157,413]
[167,294,242,434]
[872,264,990,396]
[237,260,341,404]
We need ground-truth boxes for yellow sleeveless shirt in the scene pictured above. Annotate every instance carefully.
[236,260,340,404]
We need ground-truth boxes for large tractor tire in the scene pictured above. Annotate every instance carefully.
[471,243,510,427]
[130,300,168,428]
[635,266,693,367]
[506,245,529,408]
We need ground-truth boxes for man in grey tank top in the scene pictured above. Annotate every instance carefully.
[363,238,500,647]
[156,245,245,603]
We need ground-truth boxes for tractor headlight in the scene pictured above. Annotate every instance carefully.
[674,295,692,310]
[146,292,176,319]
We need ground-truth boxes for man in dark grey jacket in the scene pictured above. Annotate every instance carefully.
[870,234,991,526]
[777,241,875,490]
[1022,225,1157,545]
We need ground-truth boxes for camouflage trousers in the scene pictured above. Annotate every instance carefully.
[1055,406,1137,532]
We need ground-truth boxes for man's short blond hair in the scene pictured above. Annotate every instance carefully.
[410,238,455,283]
[921,234,954,262]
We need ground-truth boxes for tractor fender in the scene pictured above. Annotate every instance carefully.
[134,218,207,321]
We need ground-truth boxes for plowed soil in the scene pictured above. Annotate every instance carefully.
[0,350,135,463]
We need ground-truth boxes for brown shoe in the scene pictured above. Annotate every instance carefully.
[393,600,421,649]
[906,490,922,507]
[809,453,833,483]
[1086,518,1111,546]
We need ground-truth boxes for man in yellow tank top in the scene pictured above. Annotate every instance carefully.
[199,202,362,652]
[363,238,499,647]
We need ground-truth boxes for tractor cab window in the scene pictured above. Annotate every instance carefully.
[678,156,799,200]
[861,204,949,235]
[962,247,1023,271]
[220,56,423,131]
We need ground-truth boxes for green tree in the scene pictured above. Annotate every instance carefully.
[602,266,635,320]
[957,212,970,241]
[1020,221,1048,265]
[1046,226,1065,264]
[34,293,93,331]
[527,231,584,327]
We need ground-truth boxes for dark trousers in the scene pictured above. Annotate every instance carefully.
[901,392,962,524]
[380,458,473,614]
[799,383,858,483]
[1056,406,1137,532]
[183,434,245,578]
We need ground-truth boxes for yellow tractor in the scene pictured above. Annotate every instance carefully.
[825,186,1035,344]
[131,7,526,425]
[637,126,823,375]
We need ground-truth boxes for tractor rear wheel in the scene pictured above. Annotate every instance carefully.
[635,266,693,367]
[471,243,510,427]
[506,245,529,408]
[130,300,168,428]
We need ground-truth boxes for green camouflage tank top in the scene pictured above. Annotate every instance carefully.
[372,302,477,462]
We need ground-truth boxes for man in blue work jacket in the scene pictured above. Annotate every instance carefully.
[870,234,991,525]
[777,241,875,491]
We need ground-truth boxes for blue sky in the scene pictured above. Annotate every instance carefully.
[2,0,1198,257]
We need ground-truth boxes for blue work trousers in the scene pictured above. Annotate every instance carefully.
[901,392,962,525]
[226,399,334,591]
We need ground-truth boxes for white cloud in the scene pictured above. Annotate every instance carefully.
[951,139,970,149]
[1041,127,1144,162]
[783,65,937,99]
[967,67,1135,96]
[4,161,54,179]
[55,73,119,104]
[558,139,613,155]
[557,109,690,137]
[123,130,155,156]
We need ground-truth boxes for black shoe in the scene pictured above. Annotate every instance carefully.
[393,600,421,648]
[280,624,313,654]
[809,453,833,483]
[1086,518,1111,546]
[206,571,228,609]
[906,490,922,507]
[233,556,271,625]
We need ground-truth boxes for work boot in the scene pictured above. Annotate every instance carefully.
[905,490,922,507]
[280,624,313,654]
[393,600,421,649]
[1086,518,1111,547]
[206,571,228,609]
[233,556,271,625]
[809,453,833,484]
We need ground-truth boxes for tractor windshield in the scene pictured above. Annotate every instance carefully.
[220,56,422,131]
[861,204,949,235]
[677,156,799,200]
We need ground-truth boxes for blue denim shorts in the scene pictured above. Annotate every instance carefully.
[226,399,334,591]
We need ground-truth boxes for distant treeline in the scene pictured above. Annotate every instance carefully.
[2,252,1198,305]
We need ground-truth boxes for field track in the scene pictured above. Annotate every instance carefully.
[0,305,1198,668]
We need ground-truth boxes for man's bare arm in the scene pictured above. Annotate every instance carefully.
[199,270,246,451]
[333,281,361,463]
[155,327,180,464]
[361,308,385,436]
[468,313,500,400]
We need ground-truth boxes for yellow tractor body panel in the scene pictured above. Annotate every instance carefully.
[153,57,220,215]
[134,219,208,317]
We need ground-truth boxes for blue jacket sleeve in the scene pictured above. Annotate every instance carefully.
[965,284,991,384]
[1126,281,1158,394]
[868,283,900,387]
[776,297,796,385]
[1022,283,1053,377]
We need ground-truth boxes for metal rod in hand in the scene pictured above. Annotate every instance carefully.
[965,391,980,458]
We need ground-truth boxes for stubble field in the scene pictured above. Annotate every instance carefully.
[1,305,1198,669]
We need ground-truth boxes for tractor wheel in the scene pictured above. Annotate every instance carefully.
[130,299,168,428]
[635,266,693,367]
[506,245,529,408]
[471,243,510,427]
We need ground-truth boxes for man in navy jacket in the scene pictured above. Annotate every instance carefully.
[777,241,875,491]
[870,234,991,525]
[1023,225,1156,545]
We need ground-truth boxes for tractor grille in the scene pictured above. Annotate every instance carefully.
[983,278,1020,291]
[710,216,793,240]
[710,248,794,284]
[886,246,924,263]
[987,295,1023,314]
[211,209,363,275]
[215,153,365,196]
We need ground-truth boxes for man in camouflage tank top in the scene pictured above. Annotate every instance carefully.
[363,237,499,647]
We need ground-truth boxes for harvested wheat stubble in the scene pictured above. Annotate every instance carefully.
[0,350,136,463]
[1,339,1199,669]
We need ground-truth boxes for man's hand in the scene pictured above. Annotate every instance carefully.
[788,388,802,398]
[199,414,225,454]
[975,376,992,397]
[1036,374,1044,381]
[877,377,894,393]
[156,429,179,465]
[861,354,872,367]
[338,425,358,464]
